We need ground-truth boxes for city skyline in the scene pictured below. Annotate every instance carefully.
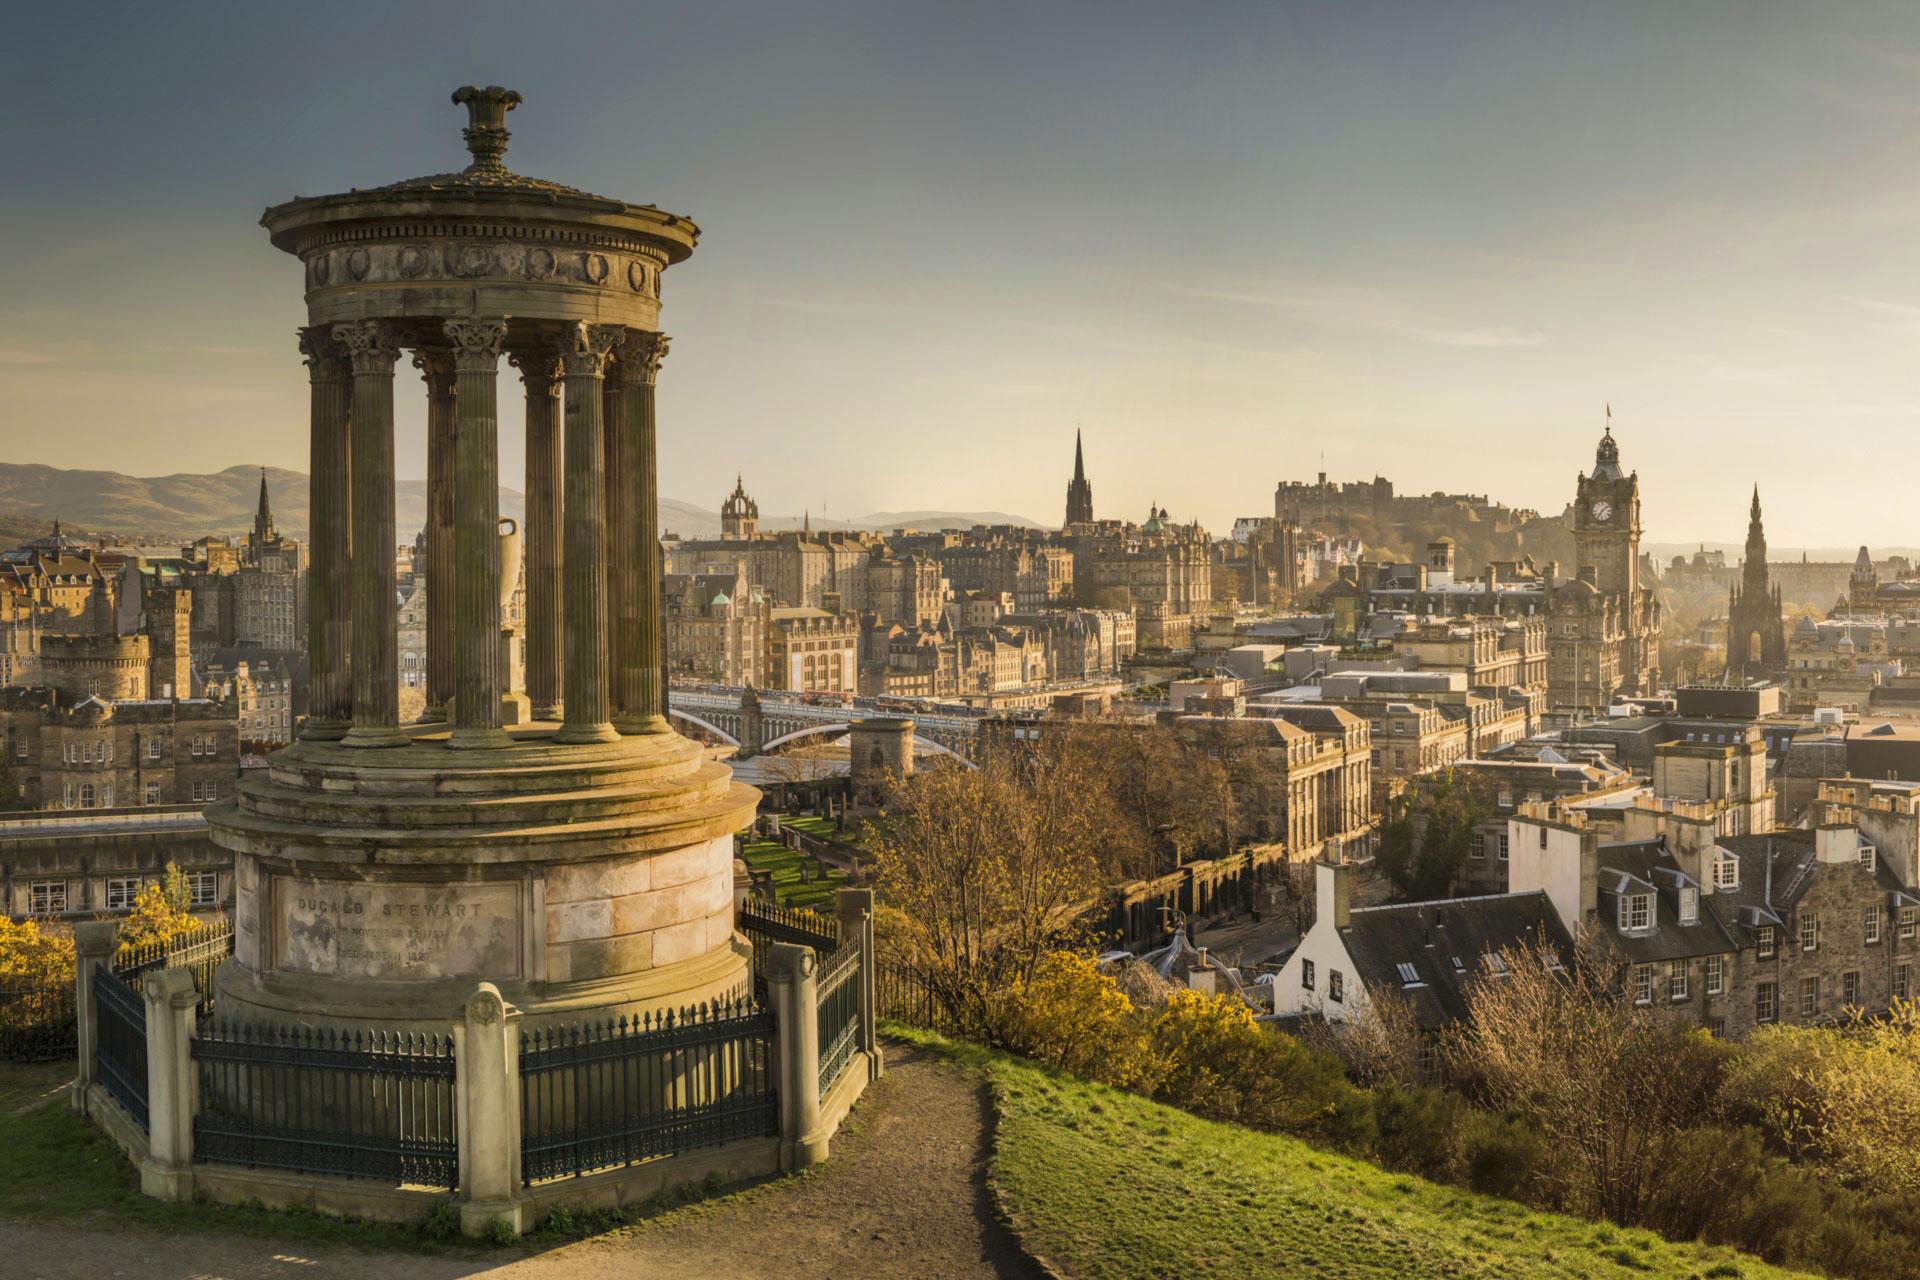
[5,3,1920,546]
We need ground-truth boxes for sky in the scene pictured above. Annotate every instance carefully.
[2,1,1918,548]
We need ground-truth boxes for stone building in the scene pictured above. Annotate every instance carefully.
[1072,506,1212,649]
[769,607,860,694]
[1510,803,1920,1038]
[1784,616,1896,712]
[1726,487,1787,680]
[1173,708,1373,859]
[36,634,151,702]
[664,568,769,687]
[144,585,193,699]
[201,655,296,749]
[866,551,943,629]
[1391,615,1547,696]
[0,687,239,810]
[0,806,232,921]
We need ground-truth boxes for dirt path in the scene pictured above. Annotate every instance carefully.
[1,1041,1045,1280]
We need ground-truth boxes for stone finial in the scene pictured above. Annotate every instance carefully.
[452,85,523,174]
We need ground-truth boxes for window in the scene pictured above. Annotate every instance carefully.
[1713,853,1739,890]
[28,881,67,916]
[1669,960,1690,1001]
[1496,832,1509,862]
[1800,976,1820,1019]
[1897,964,1911,1001]
[1756,980,1778,1023]
[1485,953,1510,977]
[1395,962,1423,988]
[187,872,218,909]
[1618,893,1652,932]
[1902,907,1918,941]
[1708,1017,1726,1038]
[147,737,163,760]
[144,781,160,805]
[1451,955,1466,975]
[1301,959,1315,992]
[1866,905,1883,945]
[1679,887,1699,925]
[78,783,95,809]
[1328,970,1344,1004]
[1633,964,1654,1004]
[1860,844,1876,872]
[1705,954,1726,996]
[1800,913,1819,953]
[1842,970,1861,1007]
[1497,789,1513,809]
[105,877,141,911]
[1757,926,1777,959]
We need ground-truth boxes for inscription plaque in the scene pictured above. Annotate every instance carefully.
[273,877,523,980]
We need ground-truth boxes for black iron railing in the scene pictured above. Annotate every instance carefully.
[520,998,779,1185]
[191,1021,458,1188]
[817,941,861,1097]
[93,966,149,1131]
[116,921,234,1020]
[876,959,959,1035]
[738,900,840,1003]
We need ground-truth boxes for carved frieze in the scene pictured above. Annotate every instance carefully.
[301,240,666,295]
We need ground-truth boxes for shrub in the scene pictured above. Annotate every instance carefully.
[1000,951,1153,1090]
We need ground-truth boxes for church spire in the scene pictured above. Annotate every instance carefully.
[1064,429,1095,527]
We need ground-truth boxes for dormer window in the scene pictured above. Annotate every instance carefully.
[1679,887,1699,925]
[1713,852,1739,890]
[1618,892,1653,932]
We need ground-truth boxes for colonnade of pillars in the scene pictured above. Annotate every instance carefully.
[297,318,669,750]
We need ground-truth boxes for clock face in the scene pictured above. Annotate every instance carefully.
[1590,499,1613,522]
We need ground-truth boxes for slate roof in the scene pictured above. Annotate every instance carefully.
[1338,891,1574,1031]
[1594,839,1743,963]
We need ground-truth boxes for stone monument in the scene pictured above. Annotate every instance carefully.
[211,85,759,1030]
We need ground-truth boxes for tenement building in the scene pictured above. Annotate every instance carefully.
[0,687,240,810]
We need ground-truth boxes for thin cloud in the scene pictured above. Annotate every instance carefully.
[0,348,60,365]
[1167,283,1545,350]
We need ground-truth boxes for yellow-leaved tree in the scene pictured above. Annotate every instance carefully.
[0,918,75,989]
[116,863,204,952]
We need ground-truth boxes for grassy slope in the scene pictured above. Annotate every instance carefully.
[888,1028,1813,1280]
[739,820,848,910]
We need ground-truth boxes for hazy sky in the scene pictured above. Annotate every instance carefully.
[4,2,1918,546]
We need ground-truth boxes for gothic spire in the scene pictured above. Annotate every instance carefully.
[1073,429,1086,483]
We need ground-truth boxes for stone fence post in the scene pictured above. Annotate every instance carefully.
[835,887,881,1079]
[455,982,524,1238]
[71,920,119,1112]
[767,942,823,1168]
[140,966,198,1201]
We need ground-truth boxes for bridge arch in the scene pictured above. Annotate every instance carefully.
[758,722,972,766]
[668,708,740,747]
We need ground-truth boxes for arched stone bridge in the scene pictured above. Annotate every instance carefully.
[668,688,982,761]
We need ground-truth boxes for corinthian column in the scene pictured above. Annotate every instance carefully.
[415,349,458,723]
[509,347,564,721]
[444,318,511,749]
[554,322,622,744]
[298,326,352,740]
[610,330,671,734]
[334,320,408,748]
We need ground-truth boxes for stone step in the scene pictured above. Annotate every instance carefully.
[234,763,737,829]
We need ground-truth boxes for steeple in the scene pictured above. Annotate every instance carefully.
[1064,429,1095,527]
[250,467,276,555]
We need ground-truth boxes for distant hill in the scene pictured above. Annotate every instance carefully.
[0,463,1043,546]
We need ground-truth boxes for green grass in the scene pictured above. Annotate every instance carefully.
[739,828,847,909]
[0,1062,475,1250]
[886,1025,1814,1280]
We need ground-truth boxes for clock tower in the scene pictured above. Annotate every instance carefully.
[1572,424,1640,596]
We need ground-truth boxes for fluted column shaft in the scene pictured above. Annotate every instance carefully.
[610,331,671,733]
[446,319,511,749]
[335,320,407,748]
[556,323,621,744]
[418,350,458,722]
[511,350,565,721]
[299,327,352,739]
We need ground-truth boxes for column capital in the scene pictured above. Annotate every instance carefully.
[611,330,669,387]
[551,322,621,379]
[298,326,350,383]
[334,319,404,376]
[508,347,563,388]
[444,317,510,371]
[411,346,458,392]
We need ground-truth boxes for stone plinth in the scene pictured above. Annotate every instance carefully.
[209,725,758,1030]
